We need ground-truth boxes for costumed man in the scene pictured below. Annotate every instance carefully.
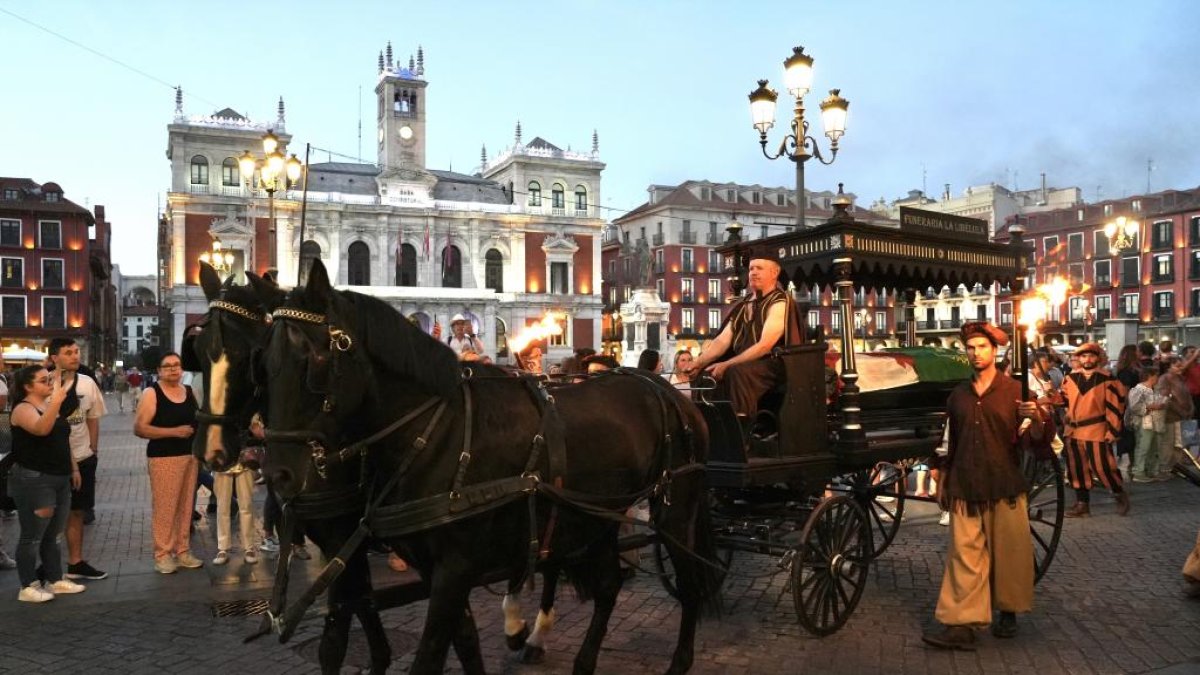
[1061,342,1129,518]
[685,252,789,433]
[446,314,486,362]
[922,321,1043,651]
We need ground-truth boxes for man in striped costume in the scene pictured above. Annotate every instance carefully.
[1061,342,1129,517]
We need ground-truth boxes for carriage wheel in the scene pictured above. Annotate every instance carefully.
[832,462,905,559]
[1022,453,1065,583]
[653,539,733,599]
[791,496,871,636]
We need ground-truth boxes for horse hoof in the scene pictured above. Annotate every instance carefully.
[506,624,531,651]
[521,644,546,664]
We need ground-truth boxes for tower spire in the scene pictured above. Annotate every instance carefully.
[481,143,487,167]
[592,129,599,156]
[174,86,183,117]
[277,97,286,125]
[416,45,425,76]
[378,50,384,73]
[386,41,393,69]
[409,54,415,72]
[515,120,522,146]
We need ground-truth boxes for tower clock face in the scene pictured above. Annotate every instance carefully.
[399,125,414,141]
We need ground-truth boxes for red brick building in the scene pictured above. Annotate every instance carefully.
[996,186,1200,348]
[604,181,898,355]
[0,177,101,361]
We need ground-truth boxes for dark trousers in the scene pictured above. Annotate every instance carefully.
[716,359,784,418]
[8,466,71,587]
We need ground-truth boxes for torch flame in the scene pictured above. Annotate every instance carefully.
[1018,297,1047,343]
[509,312,565,354]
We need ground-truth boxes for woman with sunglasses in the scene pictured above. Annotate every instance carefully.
[7,365,87,602]
[134,352,199,574]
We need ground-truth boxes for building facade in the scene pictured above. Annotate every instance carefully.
[604,181,898,356]
[163,44,605,366]
[995,186,1200,349]
[88,205,119,367]
[0,177,100,361]
[118,273,159,359]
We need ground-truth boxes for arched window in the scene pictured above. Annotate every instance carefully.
[574,185,588,212]
[298,241,321,285]
[347,241,370,286]
[442,245,462,288]
[396,243,417,286]
[190,155,209,185]
[495,317,508,357]
[551,183,565,209]
[527,181,541,207]
[221,158,240,186]
[484,248,503,292]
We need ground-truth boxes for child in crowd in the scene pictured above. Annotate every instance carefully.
[1126,367,1167,483]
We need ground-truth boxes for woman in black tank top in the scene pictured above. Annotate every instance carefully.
[6,365,83,600]
[133,352,200,573]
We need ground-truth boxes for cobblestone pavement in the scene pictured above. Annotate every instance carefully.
[1,394,1200,674]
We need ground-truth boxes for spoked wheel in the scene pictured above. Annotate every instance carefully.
[791,496,872,636]
[832,462,906,559]
[1022,453,1065,583]
[653,539,733,599]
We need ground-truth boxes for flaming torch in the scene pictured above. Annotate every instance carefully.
[509,312,565,372]
[1014,295,1048,400]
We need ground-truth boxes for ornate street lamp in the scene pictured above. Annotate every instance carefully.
[199,236,235,275]
[1104,215,1139,255]
[239,130,303,270]
[749,46,849,229]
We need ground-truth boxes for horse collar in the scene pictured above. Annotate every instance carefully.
[271,308,354,352]
[209,300,263,322]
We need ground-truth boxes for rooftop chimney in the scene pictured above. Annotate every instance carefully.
[943,183,951,201]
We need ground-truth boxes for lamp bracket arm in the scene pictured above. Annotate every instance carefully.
[809,137,839,166]
[760,135,789,161]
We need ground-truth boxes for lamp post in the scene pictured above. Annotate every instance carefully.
[749,46,849,230]
[856,308,870,353]
[199,236,236,275]
[239,130,302,271]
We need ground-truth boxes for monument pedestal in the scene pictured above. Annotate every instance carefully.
[1104,318,1140,361]
[619,287,670,367]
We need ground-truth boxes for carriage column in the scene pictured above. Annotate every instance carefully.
[903,288,918,348]
[834,257,864,447]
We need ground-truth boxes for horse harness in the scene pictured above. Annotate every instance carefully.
[190,299,267,452]
[253,306,705,642]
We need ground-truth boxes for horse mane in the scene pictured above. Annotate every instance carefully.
[221,282,264,313]
[330,290,462,398]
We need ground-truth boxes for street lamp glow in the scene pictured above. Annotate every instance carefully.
[265,150,285,180]
[782,46,814,97]
[261,130,279,155]
[749,80,779,134]
[238,151,256,183]
[286,154,303,183]
[819,88,849,142]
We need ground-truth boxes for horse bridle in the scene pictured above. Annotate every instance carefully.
[192,300,267,433]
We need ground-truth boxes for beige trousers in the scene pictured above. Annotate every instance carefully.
[935,494,1034,627]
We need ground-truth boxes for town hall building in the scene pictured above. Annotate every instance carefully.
[163,43,605,365]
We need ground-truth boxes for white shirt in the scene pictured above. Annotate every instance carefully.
[64,373,106,461]
[447,334,485,360]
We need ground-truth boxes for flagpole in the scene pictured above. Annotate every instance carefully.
[297,142,311,283]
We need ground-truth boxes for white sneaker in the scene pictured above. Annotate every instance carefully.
[244,549,258,565]
[938,511,951,527]
[212,550,229,565]
[17,583,54,603]
[46,579,86,594]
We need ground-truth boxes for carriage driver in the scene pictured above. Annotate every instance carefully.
[923,321,1044,651]
[684,251,788,433]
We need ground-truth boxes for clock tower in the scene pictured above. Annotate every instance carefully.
[375,43,429,180]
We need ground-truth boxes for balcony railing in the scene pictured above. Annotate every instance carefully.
[574,208,590,217]
[652,233,664,246]
[681,294,695,304]
[551,207,566,216]
[681,263,695,273]
[1153,311,1175,322]
[680,231,696,245]
[706,232,723,245]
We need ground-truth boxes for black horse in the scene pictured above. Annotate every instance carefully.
[260,260,722,674]
[190,263,567,672]
[189,262,394,674]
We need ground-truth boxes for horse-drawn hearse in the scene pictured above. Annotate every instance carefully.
[186,197,1063,674]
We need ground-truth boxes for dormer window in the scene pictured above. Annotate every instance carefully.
[726,189,735,201]
[4,189,18,201]
[700,187,710,200]
[45,192,59,203]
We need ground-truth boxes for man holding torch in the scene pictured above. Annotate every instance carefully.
[923,321,1044,650]
[1060,342,1129,517]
